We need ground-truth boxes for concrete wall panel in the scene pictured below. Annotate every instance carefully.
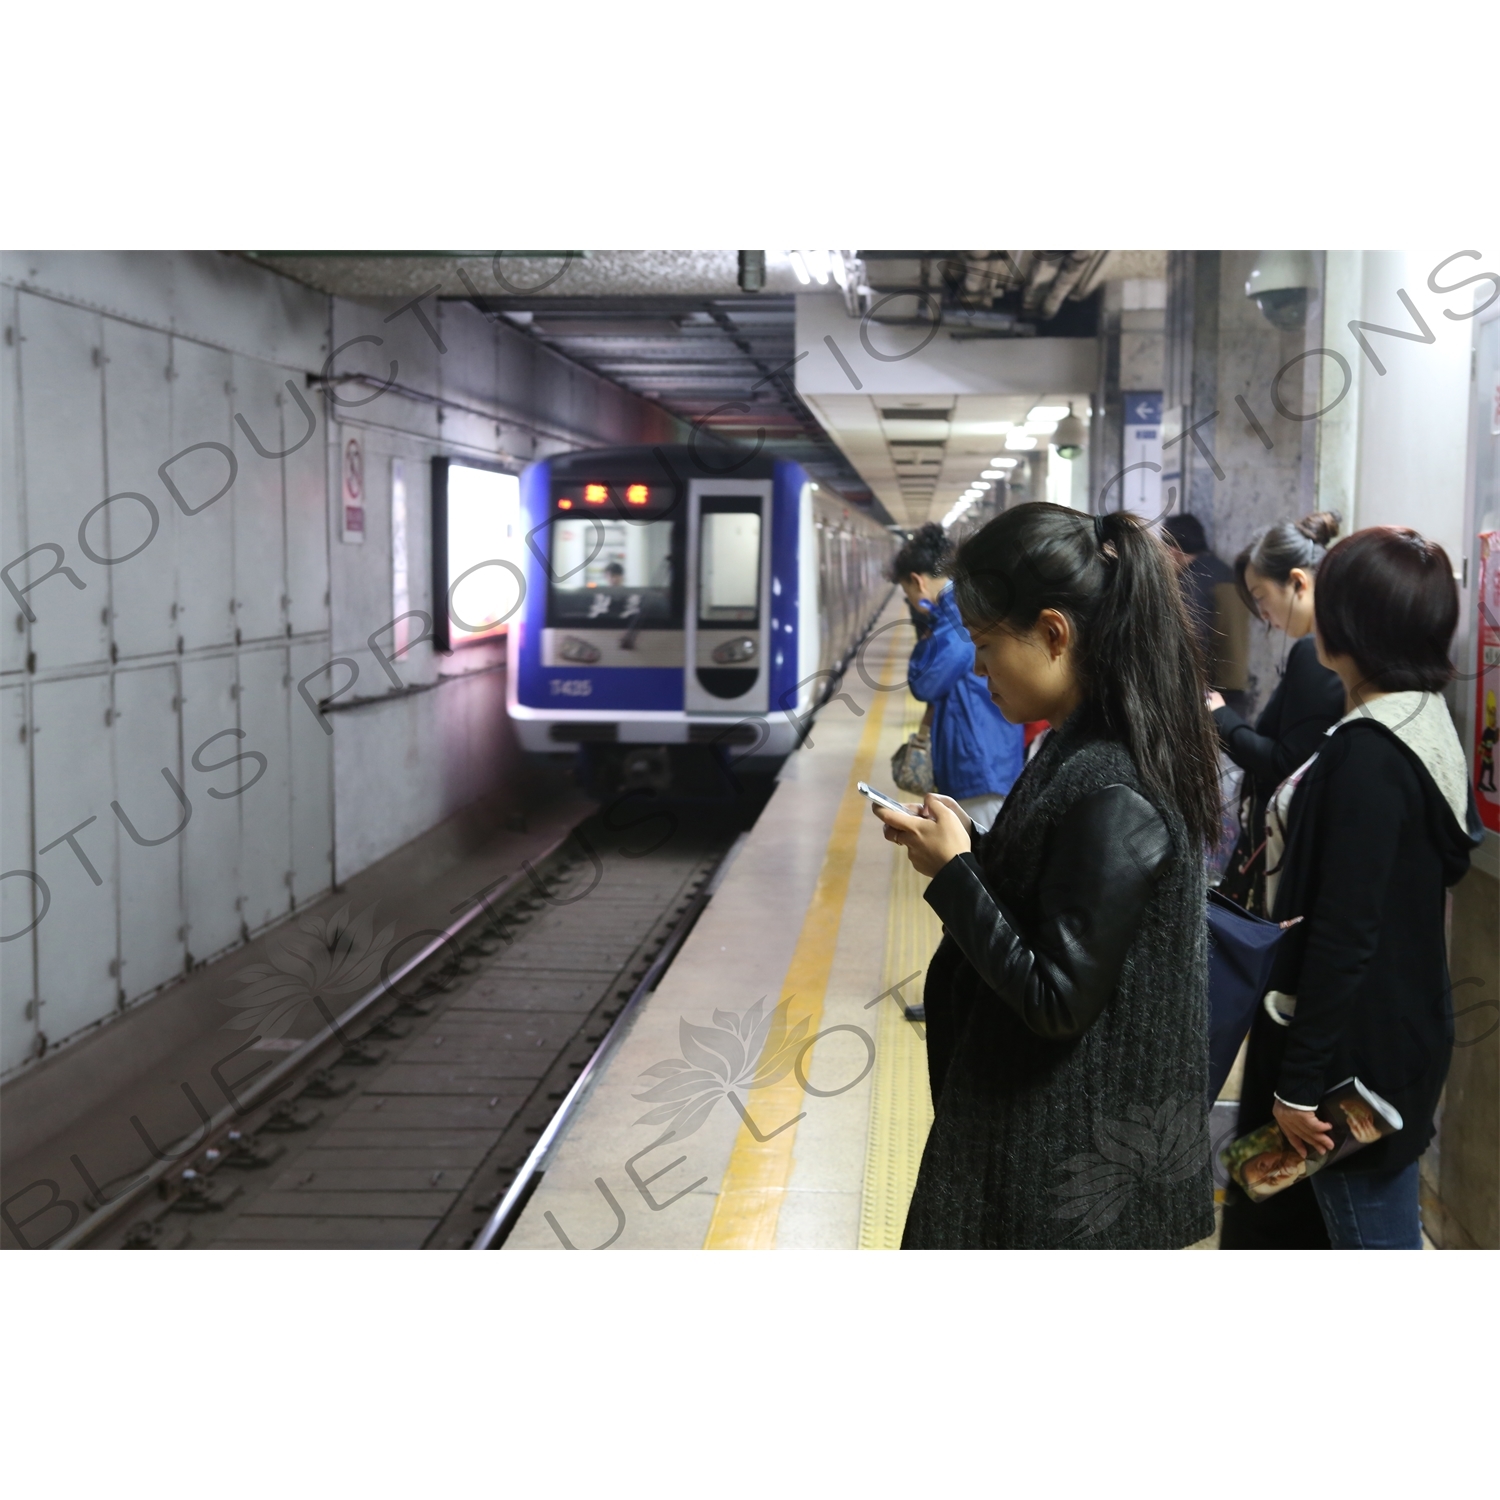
[178,653,241,965]
[231,354,290,645]
[1,286,25,678]
[18,293,109,672]
[30,673,116,1044]
[113,662,184,1003]
[235,644,292,935]
[1,250,674,1076]
[169,337,236,653]
[103,318,178,660]
[0,683,36,1071]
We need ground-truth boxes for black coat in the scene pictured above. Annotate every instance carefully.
[1237,718,1482,1175]
[1212,635,1345,912]
[901,711,1214,1250]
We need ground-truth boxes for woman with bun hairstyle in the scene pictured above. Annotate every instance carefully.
[874,505,1221,1249]
[1229,528,1482,1250]
[1210,511,1347,916]
[892,523,1024,830]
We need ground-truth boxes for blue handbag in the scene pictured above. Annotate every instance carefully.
[1205,888,1285,1103]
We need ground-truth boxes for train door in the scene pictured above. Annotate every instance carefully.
[684,479,773,715]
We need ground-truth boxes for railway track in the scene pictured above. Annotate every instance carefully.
[69,796,757,1250]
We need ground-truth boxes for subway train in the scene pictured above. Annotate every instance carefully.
[506,444,895,767]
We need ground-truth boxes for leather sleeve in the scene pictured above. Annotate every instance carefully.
[922,784,1174,1041]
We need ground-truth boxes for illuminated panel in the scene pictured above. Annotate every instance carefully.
[626,484,648,506]
[584,484,608,505]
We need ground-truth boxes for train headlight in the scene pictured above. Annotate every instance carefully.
[711,637,757,664]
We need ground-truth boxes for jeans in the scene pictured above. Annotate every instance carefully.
[1311,1160,1423,1249]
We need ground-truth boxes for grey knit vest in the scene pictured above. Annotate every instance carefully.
[902,714,1215,1250]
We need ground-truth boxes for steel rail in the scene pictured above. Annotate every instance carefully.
[470,833,745,1250]
[55,827,577,1250]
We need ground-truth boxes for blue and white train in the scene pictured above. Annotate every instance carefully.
[506,445,894,759]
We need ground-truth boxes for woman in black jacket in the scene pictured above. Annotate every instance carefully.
[1231,528,1482,1250]
[1210,511,1346,915]
[874,505,1223,1249]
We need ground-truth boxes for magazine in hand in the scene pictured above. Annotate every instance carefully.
[1220,1077,1403,1202]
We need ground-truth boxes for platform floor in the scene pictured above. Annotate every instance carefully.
[504,603,1277,1252]
[508,611,946,1249]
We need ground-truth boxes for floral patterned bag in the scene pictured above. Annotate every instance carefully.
[891,726,935,795]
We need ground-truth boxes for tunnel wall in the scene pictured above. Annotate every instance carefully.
[0,252,683,1078]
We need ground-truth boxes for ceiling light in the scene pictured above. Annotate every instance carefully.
[1005,432,1038,451]
[980,469,1006,479]
[810,250,831,286]
[989,457,1019,468]
[829,252,848,290]
[1024,420,1059,435]
[972,480,991,490]
[1027,404,1071,422]
[789,251,811,286]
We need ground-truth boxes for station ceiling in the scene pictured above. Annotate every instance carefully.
[245,251,1165,527]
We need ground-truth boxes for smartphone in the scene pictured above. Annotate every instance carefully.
[858,781,909,815]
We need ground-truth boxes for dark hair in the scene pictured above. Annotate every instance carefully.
[891,522,953,583]
[1162,513,1207,555]
[1314,527,1458,693]
[1234,510,1341,614]
[951,504,1222,849]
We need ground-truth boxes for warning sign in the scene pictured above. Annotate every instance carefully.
[341,436,365,544]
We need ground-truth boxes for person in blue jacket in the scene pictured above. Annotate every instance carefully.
[895,524,1024,830]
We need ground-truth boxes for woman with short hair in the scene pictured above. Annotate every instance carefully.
[876,505,1221,1249]
[1230,527,1482,1250]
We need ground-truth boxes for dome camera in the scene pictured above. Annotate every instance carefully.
[1245,250,1315,331]
[1052,404,1087,460]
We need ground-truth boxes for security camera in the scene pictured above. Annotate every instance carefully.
[1052,405,1087,460]
[1245,251,1315,331]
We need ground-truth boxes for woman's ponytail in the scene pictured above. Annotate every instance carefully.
[952,504,1222,850]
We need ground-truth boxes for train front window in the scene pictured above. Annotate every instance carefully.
[547,516,677,629]
[698,507,761,625]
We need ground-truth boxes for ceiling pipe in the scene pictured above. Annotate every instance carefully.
[1038,251,1101,319]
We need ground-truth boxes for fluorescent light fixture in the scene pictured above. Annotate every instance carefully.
[973,480,991,490]
[980,469,1006,479]
[1027,404,1071,422]
[1025,420,1059,435]
[829,252,847,290]
[810,250,830,286]
[789,251,812,286]
[988,457,1020,468]
[1005,432,1038,450]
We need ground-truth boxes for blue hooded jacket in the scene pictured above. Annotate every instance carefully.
[907,584,1024,800]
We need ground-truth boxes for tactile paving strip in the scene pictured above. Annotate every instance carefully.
[858,694,938,1250]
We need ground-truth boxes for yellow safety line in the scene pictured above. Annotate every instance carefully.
[702,641,899,1249]
[858,692,940,1249]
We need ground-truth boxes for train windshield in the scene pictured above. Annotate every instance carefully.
[697,507,761,625]
[547,516,678,629]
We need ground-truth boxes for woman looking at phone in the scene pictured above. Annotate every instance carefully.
[1210,511,1347,915]
[874,504,1222,1249]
